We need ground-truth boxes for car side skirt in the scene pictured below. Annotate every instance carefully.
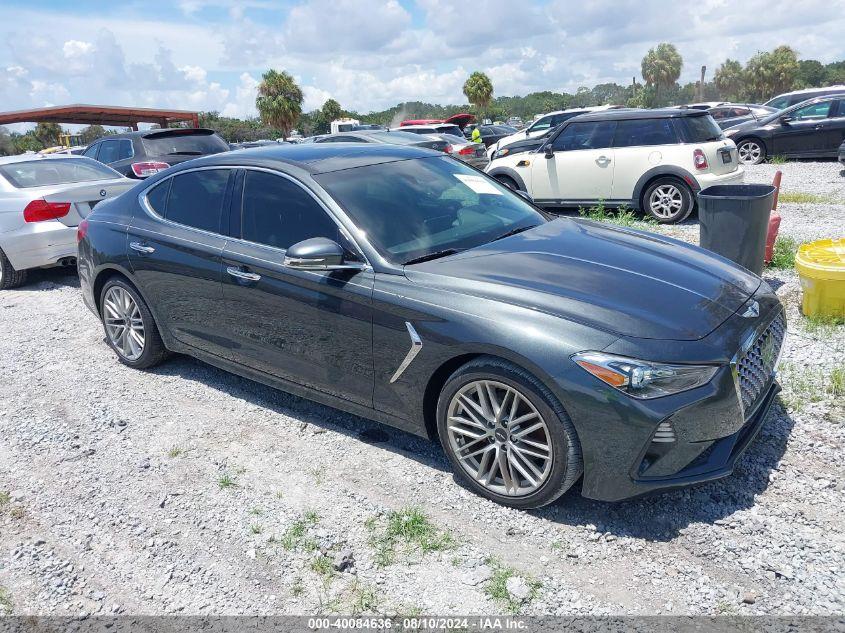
[533,198,633,209]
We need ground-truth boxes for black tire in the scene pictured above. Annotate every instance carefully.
[736,138,766,165]
[0,248,27,290]
[493,175,520,191]
[436,356,582,509]
[642,176,694,224]
[99,277,169,369]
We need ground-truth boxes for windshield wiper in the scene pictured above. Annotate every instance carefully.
[490,224,539,242]
[403,249,459,265]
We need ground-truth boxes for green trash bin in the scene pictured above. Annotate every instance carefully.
[697,184,776,276]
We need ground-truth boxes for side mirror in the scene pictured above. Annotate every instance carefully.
[780,115,793,124]
[544,145,554,159]
[284,237,364,271]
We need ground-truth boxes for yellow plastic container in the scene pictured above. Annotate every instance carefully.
[795,238,845,319]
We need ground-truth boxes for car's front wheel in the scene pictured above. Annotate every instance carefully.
[100,277,168,369]
[436,357,582,509]
[0,248,27,290]
[643,177,694,223]
[737,138,766,165]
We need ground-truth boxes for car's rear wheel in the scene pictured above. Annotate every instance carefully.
[737,138,766,165]
[436,357,582,509]
[100,278,168,369]
[643,177,694,223]
[0,248,27,290]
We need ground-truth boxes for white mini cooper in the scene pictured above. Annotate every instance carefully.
[485,108,744,223]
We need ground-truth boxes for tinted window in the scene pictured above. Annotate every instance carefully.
[145,179,171,215]
[677,115,723,142]
[97,140,120,164]
[766,96,792,110]
[0,157,121,188]
[833,100,845,118]
[118,139,134,160]
[437,125,463,137]
[83,144,99,158]
[791,101,832,120]
[141,131,229,157]
[613,118,677,147]
[316,156,547,265]
[552,121,616,151]
[528,115,553,132]
[241,170,339,250]
[165,169,229,232]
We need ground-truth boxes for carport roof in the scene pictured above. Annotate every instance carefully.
[0,104,199,129]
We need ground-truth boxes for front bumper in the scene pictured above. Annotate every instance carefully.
[564,291,785,502]
[0,221,77,271]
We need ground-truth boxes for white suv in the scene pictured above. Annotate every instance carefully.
[488,105,625,159]
[485,109,744,223]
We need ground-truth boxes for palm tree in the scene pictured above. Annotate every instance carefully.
[641,43,683,106]
[463,71,494,121]
[714,59,745,101]
[255,69,303,140]
[745,46,799,102]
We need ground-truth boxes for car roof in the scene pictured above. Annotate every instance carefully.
[568,108,709,122]
[95,127,220,139]
[773,85,845,97]
[176,143,439,175]
[0,152,89,166]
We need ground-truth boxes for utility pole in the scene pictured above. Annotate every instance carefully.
[699,65,706,102]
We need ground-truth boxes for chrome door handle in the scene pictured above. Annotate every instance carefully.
[595,155,611,166]
[129,242,155,254]
[226,266,261,282]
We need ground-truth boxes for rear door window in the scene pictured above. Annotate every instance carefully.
[240,170,339,250]
[791,101,832,120]
[97,140,120,164]
[613,119,678,147]
[164,169,230,233]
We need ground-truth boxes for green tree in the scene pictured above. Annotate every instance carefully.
[80,125,107,145]
[255,69,303,140]
[744,46,799,102]
[641,43,683,106]
[796,59,827,87]
[313,98,343,134]
[714,59,745,101]
[0,127,14,156]
[33,122,62,147]
[462,71,494,120]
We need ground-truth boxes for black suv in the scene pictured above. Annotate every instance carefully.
[83,128,229,178]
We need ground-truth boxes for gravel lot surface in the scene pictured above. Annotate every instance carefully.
[1,161,843,617]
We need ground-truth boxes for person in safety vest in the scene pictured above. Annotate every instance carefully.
[471,126,481,143]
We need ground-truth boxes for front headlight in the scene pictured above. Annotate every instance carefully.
[572,352,718,399]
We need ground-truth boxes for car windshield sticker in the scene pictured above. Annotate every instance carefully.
[454,174,502,195]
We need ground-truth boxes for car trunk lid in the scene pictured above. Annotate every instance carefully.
[41,178,136,226]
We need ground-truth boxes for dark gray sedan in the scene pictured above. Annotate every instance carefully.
[77,144,784,509]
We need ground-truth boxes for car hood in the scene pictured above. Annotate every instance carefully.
[406,219,760,341]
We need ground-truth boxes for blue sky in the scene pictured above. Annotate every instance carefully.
[1,0,844,126]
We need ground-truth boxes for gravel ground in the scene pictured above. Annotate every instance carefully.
[0,161,843,617]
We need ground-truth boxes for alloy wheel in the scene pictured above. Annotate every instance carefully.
[738,141,763,165]
[648,184,684,219]
[446,380,553,497]
[103,286,145,361]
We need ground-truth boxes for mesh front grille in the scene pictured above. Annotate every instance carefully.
[736,311,786,413]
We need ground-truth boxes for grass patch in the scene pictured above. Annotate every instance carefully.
[803,312,845,336]
[778,191,835,204]
[249,507,263,516]
[768,236,798,269]
[348,581,379,615]
[779,362,845,412]
[769,155,788,165]
[166,446,182,458]
[281,511,319,551]
[484,558,541,614]
[0,587,11,614]
[249,523,263,535]
[310,555,336,584]
[579,201,657,228]
[0,491,10,507]
[290,577,304,597]
[367,507,454,567]
[217,472,238,489]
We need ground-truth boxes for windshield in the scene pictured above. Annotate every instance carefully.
[142,131,229,156]
[315,156,547,265]
[0,157,121,188]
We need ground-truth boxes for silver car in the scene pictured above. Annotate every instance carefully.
[0,154,135,289]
